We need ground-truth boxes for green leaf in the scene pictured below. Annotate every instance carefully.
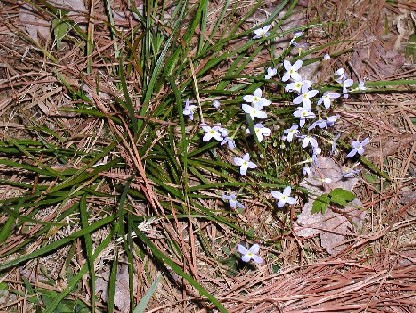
[311,194,330,214]
[329,188,355,206]
[51,11,71,48]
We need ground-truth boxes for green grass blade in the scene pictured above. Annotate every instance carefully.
[0,214,116,271]
[133,274,161,313]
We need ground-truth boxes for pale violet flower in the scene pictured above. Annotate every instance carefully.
[307,115,338,131]
[346,138,369,158]
[292,83,319,110]
[330,133,341,155]
[352,80,367,92]
[290,30,304,45]
[246,123,271,142]
[212,99,221,109]
[341,165,361,178]
[303,165,312,176]
[335,68,346,84]
[282,59,303,82]
[317,92,341,109]
[233,153,257,175]
[238,243,263,263]
[343,78,353,98]
[271,186,296,207]
[218,126,229,138]
[283,124,299,142]
[222,193,244,209]
[325,115,339,127]
[243,88,271,109]
[293,107,316,127]
[323,53,331,60]
[307,119,327,131]
[242,103,267,119]
[311,147,321,165]
[265,67,277,79]
[221,137,236,149]
[300,135,319,149]
[183,98,197,120]
[285,79,312,93]
[201,125,223,142]
[253,25,271,39]
[358,80,367,90]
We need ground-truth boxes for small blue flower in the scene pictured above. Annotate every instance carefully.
[222,193,244,209]
[238,243,263,264]
[271,186,296,207]
[346,138,369,158]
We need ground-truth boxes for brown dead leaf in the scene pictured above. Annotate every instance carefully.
[19,0,86,43]
[294,157,366,255]
[96,264,136,313]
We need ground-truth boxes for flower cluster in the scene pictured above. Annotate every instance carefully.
[180,25,372,266]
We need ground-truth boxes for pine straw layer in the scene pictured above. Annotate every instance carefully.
[221,251,416,312]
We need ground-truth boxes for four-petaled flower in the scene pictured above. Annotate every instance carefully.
[242,103,267,119]
[283,124,299,142]
[293,107,316,127]
[183,98,197,120]
[201,125,223,142]
[292,83,319,110]
[253,25,271,39]
[335,68,346,83]
[300,135,319,149]
[243,88,271,109]
[212,99,221,109]
[285,79,311,93]
[233,153,257,176]
[271,186,296,207]
[222,193,245,209]
[342,78,353,99]
[346,138,369,158]
[265,67,277,79]
[317,92,341,109]
[303,165,312,176]
[238,243,263,263]
[282,59,303,82]
[247,123,271,142]
[221,137,236,149]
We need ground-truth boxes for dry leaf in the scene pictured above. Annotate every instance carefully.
[19,0,86,43]
[294,157,366,255]
[96,264,136,313]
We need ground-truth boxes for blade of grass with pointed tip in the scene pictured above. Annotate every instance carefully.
[133,275,161,313]
[80,194,96,312]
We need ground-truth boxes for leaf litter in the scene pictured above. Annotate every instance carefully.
[294,157,366,255]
